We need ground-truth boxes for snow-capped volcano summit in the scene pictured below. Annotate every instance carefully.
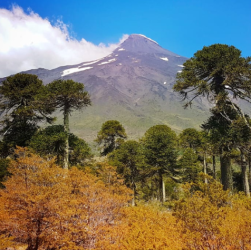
[0,34,209,141]
[115,34,178,56]
[56,33,185,78]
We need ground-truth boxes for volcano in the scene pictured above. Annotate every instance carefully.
[1,34,211,142]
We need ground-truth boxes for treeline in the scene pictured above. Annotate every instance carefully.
[93,120,251,203]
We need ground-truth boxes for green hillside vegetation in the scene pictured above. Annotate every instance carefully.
[1,43,251,249]
[52,94,209,143]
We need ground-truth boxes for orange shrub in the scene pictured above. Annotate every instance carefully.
[0,148,131,250]
[174,175,251,250]
[97,204,184,250]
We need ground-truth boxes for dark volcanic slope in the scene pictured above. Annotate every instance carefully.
[1,34,210,142]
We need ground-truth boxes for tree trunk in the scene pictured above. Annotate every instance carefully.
[132,179,136,206]
[63,107,69,169]
[26,239,38,250]
[241,152,250,197]
[162,179,166,202]
[220,154,233,191]
[248,156,251,188]
[212,155,216,179]
[158,171,163,203]
[203,153,208,184]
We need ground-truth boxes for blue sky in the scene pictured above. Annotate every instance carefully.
[0,0,250,77]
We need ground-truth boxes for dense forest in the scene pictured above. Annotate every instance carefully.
[1,44,251,249]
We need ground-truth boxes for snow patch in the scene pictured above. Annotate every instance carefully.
[98,58,116,65]
[164,82,167,85]
[177,70,182,73]
[118,48,125,51]
[160,57,168,61]
[138,34,158,44]
[178,65,184,67]
[82,59,101,66]
[62,67,93,76]
[115,54,118,56]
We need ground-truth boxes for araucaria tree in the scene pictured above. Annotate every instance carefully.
[109,140,145,206]
[95,120,127,156]
[46,80,91,169]
[174,44,251,112]
[179,128,201,150]
[178,148,201,183]
[0,73,54,151]
[29,125,92,166]
[142,125,177,202]
[173,44,251,190]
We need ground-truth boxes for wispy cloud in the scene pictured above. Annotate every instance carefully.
[0,6,128,77]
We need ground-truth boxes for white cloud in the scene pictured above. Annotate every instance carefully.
[0,6,128,77]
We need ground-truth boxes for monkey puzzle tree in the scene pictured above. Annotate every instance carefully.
[109,140,145,206]
[178,148,201,183]
[29,125,92,166]
[173,44,251,190]
[179,128,212,183]
[174,44,251,113]
[229,117,251,196]
[142,125,177,202]
[95,120,127,156]
[179,128,201,150]
[0,73,54,152]
[46,80,91,169]
[202,101,241,191]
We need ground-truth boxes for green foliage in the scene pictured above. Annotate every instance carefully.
[46,79,91,114]
[164,177,180,201]
[96,120,127,156]
[178,148,201,183]
[174,44,251,192]
[29,125,66,161]
[2,122,38,149]
[46,79,91,169]
[202,103,239,150]
[174,44,251,106]
[202,107,238,190]
[109,140,145,204]
[0,141,10,158]
[0,74,54,151]
[142,125,177,174]
[179,128,201,150]
[0,73,53,122]
[69,133,93,166]
[142,125,178,202]
[0,159,10,188]
[29,125,92,166]
[230,117,251,145]
[109,140,144,184]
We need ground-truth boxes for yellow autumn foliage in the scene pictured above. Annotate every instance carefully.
[0,147,131,250]
[1,149,251,250]
[174,175,251,249]
[97,204,184,250]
